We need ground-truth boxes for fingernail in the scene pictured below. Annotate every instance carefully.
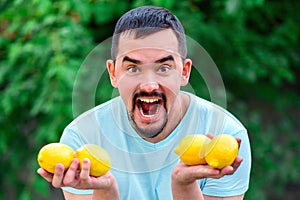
[83,158,90,163]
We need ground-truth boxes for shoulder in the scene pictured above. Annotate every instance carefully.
[60,97,124,146]
[186,92,246,132]
[66,97,122,129]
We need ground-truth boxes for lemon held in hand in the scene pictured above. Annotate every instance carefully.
[174,134,211,165]
[37,143,74,173]
[205,134,238,169]
[75,144,111,177]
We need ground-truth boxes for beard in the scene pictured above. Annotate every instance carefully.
[127,91,168,138]
[128,111,168,138]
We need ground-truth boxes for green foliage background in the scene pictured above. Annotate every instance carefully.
[1,0,299,199]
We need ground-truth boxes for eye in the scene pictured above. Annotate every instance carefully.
[128,66,140,73]
[158,65,171,73]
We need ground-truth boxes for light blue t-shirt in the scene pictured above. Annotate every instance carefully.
[60,92,251,199]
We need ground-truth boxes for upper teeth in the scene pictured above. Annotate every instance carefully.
[139,98,159,103]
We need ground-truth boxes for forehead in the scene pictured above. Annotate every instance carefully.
[116,29,179,60]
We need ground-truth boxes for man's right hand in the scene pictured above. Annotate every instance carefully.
[37,158,119,199]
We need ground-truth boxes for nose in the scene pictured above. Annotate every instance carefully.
[139,81,159,93]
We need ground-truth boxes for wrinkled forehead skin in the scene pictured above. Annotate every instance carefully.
[116,28,180,60]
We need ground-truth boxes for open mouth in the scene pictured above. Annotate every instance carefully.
[130,92,168,137]
[136,97,162,117]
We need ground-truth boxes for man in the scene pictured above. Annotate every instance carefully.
[38,6,251,200]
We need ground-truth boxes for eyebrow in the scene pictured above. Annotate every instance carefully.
[122,56,142,64]
[122,55,174,65]
[154,55,174,63]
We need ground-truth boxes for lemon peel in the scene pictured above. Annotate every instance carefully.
[75,144,111,177]
[204,134,238,169]
[37,143,74,173]
[174,134,211,165]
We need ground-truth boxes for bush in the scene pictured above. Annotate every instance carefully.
[0,0,299,199]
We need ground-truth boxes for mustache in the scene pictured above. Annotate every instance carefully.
[133,91,167,102]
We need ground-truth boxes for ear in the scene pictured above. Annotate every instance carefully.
[107,59,118,88]
[181,58,192,86]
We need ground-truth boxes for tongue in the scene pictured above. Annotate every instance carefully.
[141,102,158,115]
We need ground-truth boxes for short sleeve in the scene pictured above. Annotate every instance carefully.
[201,129,252,197]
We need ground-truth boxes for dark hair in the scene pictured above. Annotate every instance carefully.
[111,6,187,60]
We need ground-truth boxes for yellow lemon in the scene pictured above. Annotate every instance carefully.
[205,134,238,169]
[37,143,74,173]
[174,134,211,165]
[75,144,111,177]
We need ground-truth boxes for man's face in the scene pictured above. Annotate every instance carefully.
[107,29,191,138]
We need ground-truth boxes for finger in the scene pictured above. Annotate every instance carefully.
[37,168,54,182]
[180,164,220,182]
[63,158,80,186]
[219,165,234,176]
[220,157,243,176]
[232,156,243,170]
[206,134,214,139]
[236,138,242,148]
[52,163,65,188]
[195,165,221,179]
[80,158,91,181]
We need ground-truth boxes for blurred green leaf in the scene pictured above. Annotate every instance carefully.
[1,0,300,199]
